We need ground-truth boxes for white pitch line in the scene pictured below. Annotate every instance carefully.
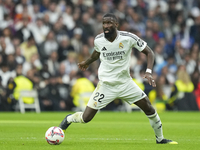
[0,120,59,124]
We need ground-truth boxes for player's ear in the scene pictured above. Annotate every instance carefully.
[115,22,119,28]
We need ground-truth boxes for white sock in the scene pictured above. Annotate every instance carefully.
[147,112,164,142]
[67,112,85,123]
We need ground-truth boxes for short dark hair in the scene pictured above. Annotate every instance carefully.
[103,13,118,22]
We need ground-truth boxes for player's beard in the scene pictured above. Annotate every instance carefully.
[104,28,115,39]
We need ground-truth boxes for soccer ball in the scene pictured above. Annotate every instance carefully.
[45,126,65,145]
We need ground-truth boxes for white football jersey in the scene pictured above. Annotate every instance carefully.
[94,31,147,84]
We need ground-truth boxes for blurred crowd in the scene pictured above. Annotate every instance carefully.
[0,0,199,112]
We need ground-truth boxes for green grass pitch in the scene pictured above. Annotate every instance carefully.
[0,111,200,150]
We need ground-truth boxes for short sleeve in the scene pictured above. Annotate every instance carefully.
[129,32,147,51]
[134,37,147,51]
[94,39,100,52]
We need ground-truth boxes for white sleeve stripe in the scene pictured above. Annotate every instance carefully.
[119,32,137,41]
[95,33,104,39]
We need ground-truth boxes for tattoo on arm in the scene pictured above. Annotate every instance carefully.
[85,50,100,65]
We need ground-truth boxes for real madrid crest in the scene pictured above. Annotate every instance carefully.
[119,42,124,49]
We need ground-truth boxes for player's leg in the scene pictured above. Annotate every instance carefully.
[134,97,178,144]
[119,80,177,144]
[59,81,115,132]
[65,106,98,123]
[59,106,98,132]
[134,97,163,140]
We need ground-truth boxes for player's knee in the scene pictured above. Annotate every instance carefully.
[144,105,156,115]
[82,116,92,123]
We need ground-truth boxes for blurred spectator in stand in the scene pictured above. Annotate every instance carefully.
[127,10,146,36]
[46,51,59,76]
[93,12,103,35]
[43,13,53,29]
[101,1,113,14]
[22,53,42,77]
[39,75,67,111]
[4,0,15,19]
[162,19,173,43]
[167,0,182,25]
[149,75,171,112]
[15,0,29,15]
[26,68,40,87]
[0,14,14,30]
[45,1,60,24]
[57,62,70,85]
[190,15,200,46]
[57,81,73,111]
[39,63,51,83]
[154,44,165,67]
[87,36,95,54]
[20,35,38,62]
[172,20,193,50]
[29,3,43,22]
[71,28,83,53]
[190,43,199,63]
[130,69,145,91]
[30,18,50,45]
[0,76,9,111]
[12,36,21,49]
[174,40,185,65]
[192,72,200,110]
[15,45,25,65]
[155,55,177,77]
[72,7,81,26]
[86,6,97,30]
[132,52,147,82]
[77,44,90,63]
[12,68,35,104]
[0,62,16,88]
[7,54,17,71]
[62,51,78,76]
[38,30,58,62]
[114,0,126,21]
[62,5,75,31]
[119,20,130,32]
[158,38,172,58]
[168,65,198,110]
[184,53,196,75]
[143,28,156,49]
[40,0,50,12]
[160,66,175,85]
[0,0,6,23]
[152,21,164,42]
[77,44,99,74]
[172,14,185,36]
[15,12,32,43]
[0,38,14,58]
[1,27,14,47]
[5,64,23,111]
[70,71,95,111]
[57,35,74,62]
[52,17,68,43]
[79,12,94,43]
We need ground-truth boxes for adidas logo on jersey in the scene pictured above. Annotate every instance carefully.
[101,47,107,51]
[141,92,145,97]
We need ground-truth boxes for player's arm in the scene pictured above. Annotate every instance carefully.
[78,50,100,71]
[141,45,156,87]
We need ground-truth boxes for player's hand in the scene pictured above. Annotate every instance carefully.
[143,72,156,87]
[78,61,89,71]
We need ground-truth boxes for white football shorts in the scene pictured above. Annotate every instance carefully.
[87,79,147,110]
